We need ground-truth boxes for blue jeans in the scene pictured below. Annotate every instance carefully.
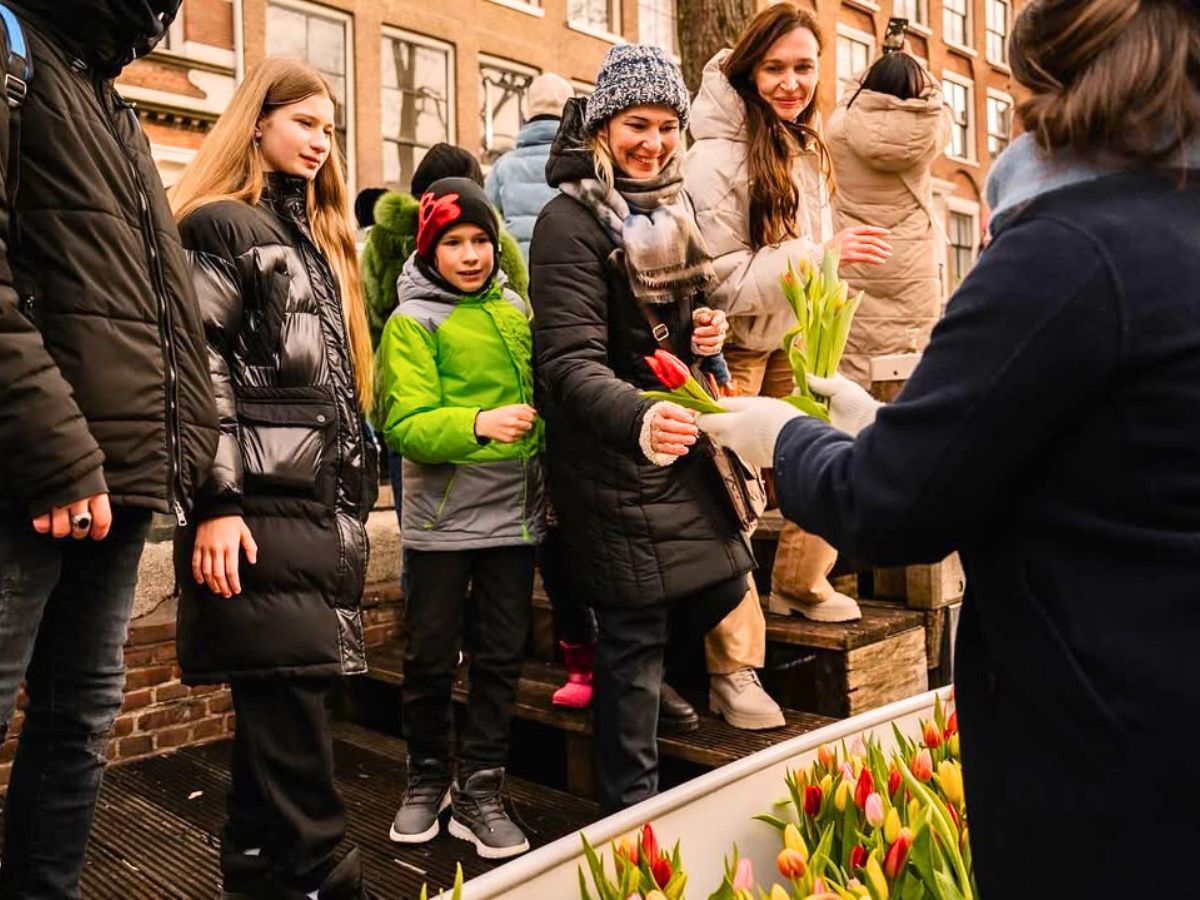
[0,507,151,899]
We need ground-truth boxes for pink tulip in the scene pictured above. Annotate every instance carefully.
[912,748,934,782]
[864,792,884,828]
[733,857,754,890]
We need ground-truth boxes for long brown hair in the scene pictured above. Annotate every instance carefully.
[722,3,831,249]
[171,58,373,412]
[1012,0,1200,165]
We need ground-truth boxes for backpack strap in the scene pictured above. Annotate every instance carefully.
[0,3,31,249]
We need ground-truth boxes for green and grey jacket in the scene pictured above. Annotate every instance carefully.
[377,258,545,551]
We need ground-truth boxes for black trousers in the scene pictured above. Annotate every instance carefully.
[539,525,594,646]
[403,546,534,768]
[224,677,345,892]
[593,576,746,813]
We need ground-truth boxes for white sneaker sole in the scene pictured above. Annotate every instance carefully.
[388,791,450,844]
[709,692,786,730]
[447,816,531,860]
[767,593,862,623]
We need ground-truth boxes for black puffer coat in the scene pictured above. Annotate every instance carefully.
[175,174,377,683]
[0,2,218,518]
[529,144,754,610]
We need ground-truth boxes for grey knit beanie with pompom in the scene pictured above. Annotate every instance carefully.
[584,44,691,133]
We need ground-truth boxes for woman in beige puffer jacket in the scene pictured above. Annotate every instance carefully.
[828,54,953,388]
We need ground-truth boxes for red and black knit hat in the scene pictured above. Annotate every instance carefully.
[415,177,500,262]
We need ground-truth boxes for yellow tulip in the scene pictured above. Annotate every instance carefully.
[646,893,667,900]
[835,779,852,812]
[783,823,808,861]
[770,886,790,900]
[819,773,833,798]
[938,760,965,806]
[883,806,901,843]
[865,852,889,900]
[907,797,921,823]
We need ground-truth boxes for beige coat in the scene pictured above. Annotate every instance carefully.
[685,51,833,353]
[827,80,953,387]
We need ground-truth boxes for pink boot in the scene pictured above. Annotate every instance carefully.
[552,642,595,709]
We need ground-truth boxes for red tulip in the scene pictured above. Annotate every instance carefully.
[645,349,690,391]
[854,768,874,810]
[641,823,660,864]
[804,784,823,817]
[945,710,958,736]
[849,844,869,870]
[651,856,672,888]
[912,748,933,782]
[777,847,807,880]
[883,828,914,879]
[887,767,902,797]
[922,721,942,750]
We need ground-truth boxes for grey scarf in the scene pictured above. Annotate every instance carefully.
[560,155,715,304]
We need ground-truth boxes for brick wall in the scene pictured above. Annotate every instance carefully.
[0,585,403,791]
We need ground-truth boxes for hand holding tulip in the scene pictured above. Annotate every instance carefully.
[475,403,537,443]
[692,306,728,357]
[650,403,698,458]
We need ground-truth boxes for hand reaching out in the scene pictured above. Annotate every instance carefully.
[475,404,538,444]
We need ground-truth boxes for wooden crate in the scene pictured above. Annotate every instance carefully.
[765,606,929,719]
[874,554,965,610]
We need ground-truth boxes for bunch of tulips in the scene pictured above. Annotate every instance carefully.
[580,823,688,900]
[779,250,863,423]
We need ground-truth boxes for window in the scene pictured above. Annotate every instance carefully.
[639,0,678,58]
[943,76,973,161]
[267,2,354,180]
[986,0,1010,65]
[948,211,977,288]
[943,0,970,48]
[568,0,620,35]
[479,56,537,164]
[836,31,873,100]
[381,31,454,191]
[986,93,1012,160]
[893,0,926,27]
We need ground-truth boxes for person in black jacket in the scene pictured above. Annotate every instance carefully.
[170,58,376,900]
[0,2,219,895]
[699,0,1200,894]
[529,45,756,813]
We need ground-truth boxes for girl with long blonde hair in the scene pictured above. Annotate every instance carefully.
[171,57,375,900]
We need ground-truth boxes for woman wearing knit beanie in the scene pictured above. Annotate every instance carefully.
[529,44,772,813]
[686,3,892,625]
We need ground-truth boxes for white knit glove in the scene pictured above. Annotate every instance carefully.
[696,396,802,469]
[806,373,882,437]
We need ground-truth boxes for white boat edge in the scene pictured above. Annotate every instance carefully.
[461,687,953,899]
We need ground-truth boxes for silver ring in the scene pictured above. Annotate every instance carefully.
[70,512,92,532]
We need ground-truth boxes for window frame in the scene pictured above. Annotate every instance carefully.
[265,0,357,195]
[893,0,927,27]
[985,0,1011,66]
[567,0,623,43]
[379,26,457,192]
[638,0,679,60]
[985,88,1012,161]
[943,0,972,51]
[941,70,976,165]
[835,24,875,102]
[478,53,540,165]
[945,197,981,291]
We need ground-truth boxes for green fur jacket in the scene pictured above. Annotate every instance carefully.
[361,190,530,348]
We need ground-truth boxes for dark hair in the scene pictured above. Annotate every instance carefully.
[722,3,832,249]
[848,52,928,108]
[410,143,484,197]
[353,187,386,229]
[1012,0,1200,165]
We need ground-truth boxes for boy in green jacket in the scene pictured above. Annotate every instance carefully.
[376,177,543,860]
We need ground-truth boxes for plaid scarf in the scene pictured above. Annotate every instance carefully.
[560,155,715,304]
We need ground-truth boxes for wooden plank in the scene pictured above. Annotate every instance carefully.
[873,555,965,610]
[763,605,926,652]
[364,641,835,770]
[843,628,929,716]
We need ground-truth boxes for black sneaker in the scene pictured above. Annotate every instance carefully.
[220,844,269,900]
[389,758,452,844]
[447,768,530,860]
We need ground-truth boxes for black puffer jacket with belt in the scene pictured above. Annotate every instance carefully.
[175,173,377,683]
[0,2,218,518]
[529,138,754,610]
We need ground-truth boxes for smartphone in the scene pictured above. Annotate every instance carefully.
[883,17,909,53]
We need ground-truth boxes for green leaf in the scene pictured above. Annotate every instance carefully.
[754,813,791,832]
[578,866,594,900]
[782,394,831,422]
[933,869,967,900]
[641,390,726,415]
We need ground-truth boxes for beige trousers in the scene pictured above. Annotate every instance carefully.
[705,577,766,674]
